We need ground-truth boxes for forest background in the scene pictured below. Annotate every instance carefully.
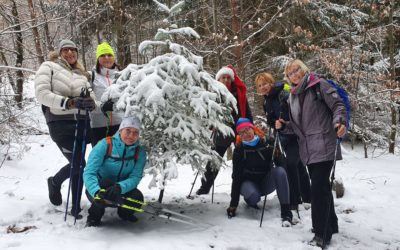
[0,0,399,164]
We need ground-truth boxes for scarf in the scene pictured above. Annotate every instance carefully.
[226,65,247,118]
[242,135,260,147]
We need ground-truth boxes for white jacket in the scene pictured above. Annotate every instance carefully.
[35,56,95,118]
[89,67,123,128]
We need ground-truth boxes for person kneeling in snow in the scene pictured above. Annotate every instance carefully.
[226,118,293,226]
[83,117,147,227]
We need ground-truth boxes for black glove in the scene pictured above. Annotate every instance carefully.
[101,100,114,115]
[104,184,121,202]
[67,96,96,111]
[227,207,236,218]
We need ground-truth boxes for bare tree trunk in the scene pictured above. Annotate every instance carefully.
[388,0,396,154]
[230,0,243,75]
[115,0,131,67]
[11,0,24,108]
[212,0,221,69]
[27,0,44,64]
[39,0,54,53]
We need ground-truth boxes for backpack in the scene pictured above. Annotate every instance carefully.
[104,136,140,161]
[313,79,351,129]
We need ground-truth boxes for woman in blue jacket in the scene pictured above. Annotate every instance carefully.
[83,117,147,227]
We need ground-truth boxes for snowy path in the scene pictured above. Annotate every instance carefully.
[1,134,400,250]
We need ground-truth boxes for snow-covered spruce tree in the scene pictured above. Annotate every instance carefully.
[102,1,237,192]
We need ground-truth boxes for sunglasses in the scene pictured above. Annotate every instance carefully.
[61,47,77,53]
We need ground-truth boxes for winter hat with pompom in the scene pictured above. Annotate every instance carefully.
[235,118,254,133]
[119,117,142,131]
[96,42,115,60]
[215,66,234,81]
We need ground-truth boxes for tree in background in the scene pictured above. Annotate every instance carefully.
[103,1,237,199]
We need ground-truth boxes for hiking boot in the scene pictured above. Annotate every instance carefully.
[70,207,83,220]
[281,216,292,227]
[280,204,293,227]
[308,235,330,248]
[119,213,138,223]
[86,217,101,227]
[47,177,62,206]
[195,187,210,195]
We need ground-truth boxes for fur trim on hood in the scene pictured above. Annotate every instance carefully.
[47,51,89,80]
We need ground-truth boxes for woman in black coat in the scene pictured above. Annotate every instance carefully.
[226,118,293,226]
[255,72,311,210]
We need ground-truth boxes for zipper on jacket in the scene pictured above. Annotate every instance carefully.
[105,69,113,125]
[116,146,126,182]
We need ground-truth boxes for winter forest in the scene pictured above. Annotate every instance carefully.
[0,0,400,249]
[1,0,400,159]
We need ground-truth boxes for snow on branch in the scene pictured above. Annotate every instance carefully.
[105,30,237,189]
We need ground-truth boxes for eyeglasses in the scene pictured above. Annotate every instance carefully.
[287,67,302,78]
[61,47,77,53]
[238,127,253,136]
[123,129,140,137]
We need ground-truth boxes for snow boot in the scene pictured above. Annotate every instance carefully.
[47,177,62,206]
[70,207,83,220]
[86,217,101,227]
[280,204,293,227]
[308,235,330,248]
[118,209,138,223]
[195,186,210,195]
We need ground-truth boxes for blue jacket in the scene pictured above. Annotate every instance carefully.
[83,132,147,197]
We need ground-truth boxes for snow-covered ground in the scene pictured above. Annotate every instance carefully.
[1,87,400,249]
[1,129,400,250]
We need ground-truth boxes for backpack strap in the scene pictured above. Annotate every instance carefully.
[90,69,95,88]
[104,136,113,161]
[103,136,140,161]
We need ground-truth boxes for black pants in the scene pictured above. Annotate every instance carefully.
[281,134,311,205]
[86,182,144,222]
[308,161,338,241]
[48,119,91,212]
[91,125,120,146]
[200,145,229,191]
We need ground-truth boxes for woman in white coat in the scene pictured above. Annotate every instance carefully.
[89,42,123,146]
[35,39,96,219]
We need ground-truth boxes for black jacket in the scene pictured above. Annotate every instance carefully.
[229,139,274,207]
[263,82,289,128]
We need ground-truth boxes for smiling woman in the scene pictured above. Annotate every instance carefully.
[34,39,96,219]
[83,116,147,227]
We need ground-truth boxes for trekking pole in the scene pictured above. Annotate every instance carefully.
[260,132,279,227]
[64,108,81,222]
[211,170,215,204]
[73,107,90,225]
[186,171,199,199]
[322,120,343,248]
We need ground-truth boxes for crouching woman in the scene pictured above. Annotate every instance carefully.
[83,117,147,227]
[226,118,293,226]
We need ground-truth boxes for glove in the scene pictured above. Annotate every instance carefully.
[227,207,236,218]
[67,96,96,111]
[101,99,114,115]
[104,184,121,202]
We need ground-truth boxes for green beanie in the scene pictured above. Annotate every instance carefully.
[96,42,115,60]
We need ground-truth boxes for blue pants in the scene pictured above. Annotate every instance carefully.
[240,166,290,207]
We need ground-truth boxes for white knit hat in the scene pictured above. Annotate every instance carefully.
[215,67,234,81]
[119,117,142,131]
